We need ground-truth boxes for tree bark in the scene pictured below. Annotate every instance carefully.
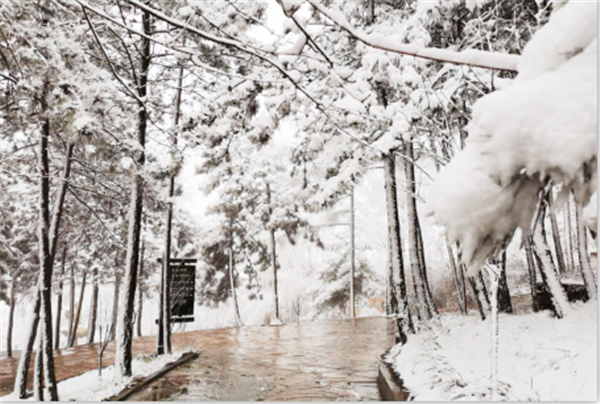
[15,140,73,398]
[34,328,44,402]
[7,276,15,358]
[67,262,75,347]
[497,250,513,314]
[115,6,151,377]
[229,217,243,327]
[159,65,183,355]
[270,228,280,321]
[87,267,99,344]
[136,242,144,338]
[160,191,174,355]
[367,0,375,24]
[532,205,570,318]
[547,189,567,274]
[458,264,467,313]
[566,199,576,272]
[402,142,433,322]
[68,270,87,347]
[157,266,164,354]
[575,203,597,300]
[524,236,538,312]
[110,273,120,341]
[349,186,356,319]
[48,142,75,265]
[14,295,40,398]
[265,183,280,322]
[54,248,66,350]
[446,243,467,314]
[416,217,438,316]
[37,106,59,400]
[488,269,500,401]
[469,271,491,321]
[383,153,413,337]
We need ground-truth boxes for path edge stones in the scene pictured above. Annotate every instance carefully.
[377,354,409,401]
[104,351,200,401]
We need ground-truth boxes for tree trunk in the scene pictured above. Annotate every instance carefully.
[160,181,174,355]
[566,199,576,272]
[38,107,59,400]
[265,183,280,322]
[575,203,597,300]
[110,273,120,341]
[488,269,500,401]
[402,142,433,322]
[367,0,375,24]
[115,7,151,378]
[383,153,413,337]
[14,295,40,398]
[159,65,182,355]
[48,142,74,262]
[87,267,99,344]
[497,251,513,314]
[547,190,567,274]
[469,271,491,321]
[228,218,242,327]
[6,277,15,358]
[524,236,538,312]
[34,328,44,402]
[446,243,467,314]
[349,186,356,319]
[458,264,467,313]
[67,262,75,347]
[270,228,280,321]
[69,271,87,348]
[532,205,570,318]
[416,217,438,316]
[15,139,73,398]
[136,242,145,338]
[54,249,66,350]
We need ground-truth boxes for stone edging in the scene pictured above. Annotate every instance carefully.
[104,351,200,401]
[377,359,410,401]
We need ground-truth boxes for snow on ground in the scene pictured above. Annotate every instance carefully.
[2,351,187,402]
[386,303,597,401]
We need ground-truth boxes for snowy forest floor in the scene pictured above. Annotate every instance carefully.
[386,303,597,401]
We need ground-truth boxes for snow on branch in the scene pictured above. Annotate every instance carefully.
[306,0,521,73]
[122,0,326,110]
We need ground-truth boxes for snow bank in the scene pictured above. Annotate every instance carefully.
[386,304,597,401]
[2,351,187,402]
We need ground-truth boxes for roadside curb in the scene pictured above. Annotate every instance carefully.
[377,359,409,401]
[104,351,199,401]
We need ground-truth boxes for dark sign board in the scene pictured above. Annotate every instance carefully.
[170,259,196,322]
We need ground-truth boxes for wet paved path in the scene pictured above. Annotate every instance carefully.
[128,317,396,401]
[1,317,395,401]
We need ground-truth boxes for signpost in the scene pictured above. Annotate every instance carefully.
[156,258,196,354]
[169,258,196,322]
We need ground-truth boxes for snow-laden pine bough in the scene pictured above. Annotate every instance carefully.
[423,1,597,395]
[426,0,597,313]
